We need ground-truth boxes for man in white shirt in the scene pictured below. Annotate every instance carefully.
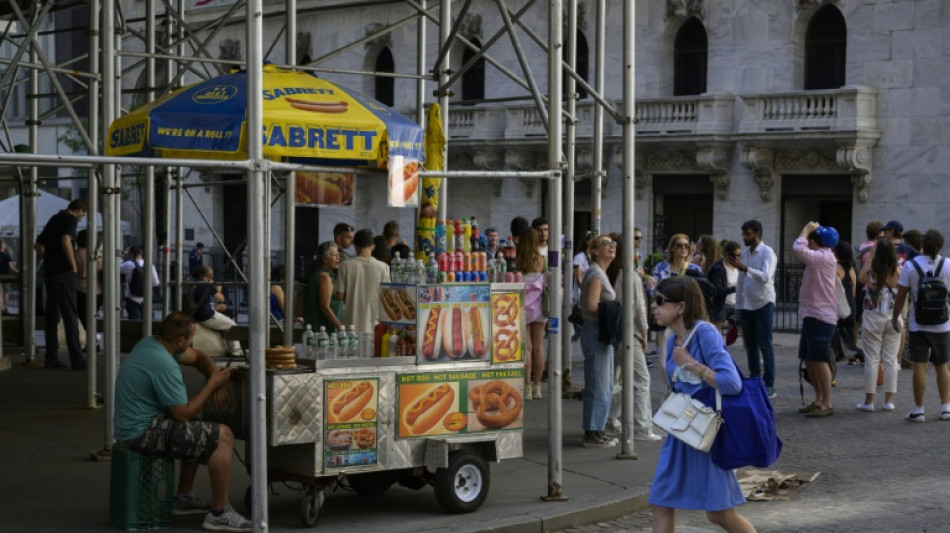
[120,244,160,320]
[891,229,950,422]
[730,220,778,398]
[336,229,392,334]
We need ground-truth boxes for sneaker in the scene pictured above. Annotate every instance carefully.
[581,432,617,448]
[595,431,619,447]
[202,505,252,532]
[883,402,896,411]
[524,385,533,401]
[766,387,777,399]
[941,410,950,421]
[855,402,874,412]
[174,493,211,516]
[907,411,926,423]
[532,382,543,400]
[634,432,663,442]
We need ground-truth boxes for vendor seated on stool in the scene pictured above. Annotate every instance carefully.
[114,312,251,532]
[190,266,235,357]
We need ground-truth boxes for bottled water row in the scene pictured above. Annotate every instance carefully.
[390,251,427,285]
[301,324,361,360]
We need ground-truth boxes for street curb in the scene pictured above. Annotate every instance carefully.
[462,489,651,533]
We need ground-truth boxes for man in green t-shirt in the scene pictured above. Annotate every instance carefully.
[114,312,250,532]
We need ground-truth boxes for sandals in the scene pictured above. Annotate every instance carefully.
[798,402,819,414]
[806,407,835,418]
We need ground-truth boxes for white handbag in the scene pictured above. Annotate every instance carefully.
[652,325,722,452]
[834,277,851,319]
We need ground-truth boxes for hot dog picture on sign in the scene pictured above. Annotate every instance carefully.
[416,284,491,363]
[295,171,355,207]
[397,381,462,438]
[387,155,420,207]
[325,378,379,468]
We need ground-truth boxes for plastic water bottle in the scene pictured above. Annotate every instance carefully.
[435,220,447,253]
[349,325,359,358]
[426,253,439,284]
[462,218,472,252]
[392,251,403,284]
[302,324,315,359]
[337,328,350,358]
[327,332,339,360]
[415,259,426,285]
[316,326,329,359]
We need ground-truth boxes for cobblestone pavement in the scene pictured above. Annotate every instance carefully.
[559,332,950,533]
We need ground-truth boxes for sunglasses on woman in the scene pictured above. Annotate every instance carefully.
[652,293,680,306]
[598,240,618,248]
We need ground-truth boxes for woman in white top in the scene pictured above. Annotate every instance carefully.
[856,237,901,411]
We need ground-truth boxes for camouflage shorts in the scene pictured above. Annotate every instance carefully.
[127,415,220,464]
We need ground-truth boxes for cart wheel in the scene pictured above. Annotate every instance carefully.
[346,473,393,496]
[299,490,324,528]
[244,485,253,515]
[433,451,490,514]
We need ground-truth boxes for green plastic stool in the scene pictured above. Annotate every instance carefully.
[108,445,175,531]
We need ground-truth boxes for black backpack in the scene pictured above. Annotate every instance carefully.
[684,269,718,317]
[910,257,949,325]
[129,262,146,297]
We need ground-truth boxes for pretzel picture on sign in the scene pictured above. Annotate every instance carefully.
[493,328,520,362]
[491,293,519,328]
[468,380,523,430]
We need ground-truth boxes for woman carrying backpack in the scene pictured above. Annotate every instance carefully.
[856,237,901,412]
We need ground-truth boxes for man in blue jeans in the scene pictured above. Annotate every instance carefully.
[730,220,778,398]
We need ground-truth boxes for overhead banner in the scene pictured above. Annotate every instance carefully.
[387,156,420,207]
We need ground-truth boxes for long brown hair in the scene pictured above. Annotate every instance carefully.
[656,276,708,329]
[515,227,543,273]
[696,234,720,274]
[605,232,623,285]
[870,237,897,288]
[666,233,692,264]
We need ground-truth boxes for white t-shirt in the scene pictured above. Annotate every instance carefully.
[337,256,392,334]
[725,263,739,306]
[898,255,950,333]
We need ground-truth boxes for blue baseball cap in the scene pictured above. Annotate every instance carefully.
[816,226,839,248]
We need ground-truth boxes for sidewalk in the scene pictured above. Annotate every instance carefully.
[0,333,810,532]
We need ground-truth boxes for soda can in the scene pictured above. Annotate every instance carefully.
[514,271,523,283]
[479,271,487,282]
[446,272,455,282]
[505,272,515,283]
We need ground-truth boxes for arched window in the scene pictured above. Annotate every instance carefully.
[374,47,395,107]
[562,31,590,100]
[805,5,846,90]
[673,18,707,96]
[461,38,485,101]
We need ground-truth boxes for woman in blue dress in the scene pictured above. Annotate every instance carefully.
[649,275,756,533]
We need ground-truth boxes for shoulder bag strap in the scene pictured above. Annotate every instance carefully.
[689,322,723,414]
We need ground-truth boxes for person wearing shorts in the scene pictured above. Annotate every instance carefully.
[114,312,250,532]
[891,229,950,423]
[793,222,840,418]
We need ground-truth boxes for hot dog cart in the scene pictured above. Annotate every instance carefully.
[204,282,525,527]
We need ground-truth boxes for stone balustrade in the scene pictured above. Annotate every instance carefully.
[738,86,877,133]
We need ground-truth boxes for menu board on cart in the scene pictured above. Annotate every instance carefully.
[324,378,379,468]
[379,283,418,357]
[396,368,525,439]
[416,283,491,363]
[490,291,524,364]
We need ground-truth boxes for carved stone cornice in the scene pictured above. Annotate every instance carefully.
[472,149,502,170]
[775,150,839,171]
[739,147,775,201]
[364,23,393,50]
[667,0,705,20]
[696,146,731,200]
[575,149,593,174]
[837,145,874,202]
[505,149,538,171]
[642,150,700,173]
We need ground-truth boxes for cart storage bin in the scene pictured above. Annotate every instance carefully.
[109,445,175,530]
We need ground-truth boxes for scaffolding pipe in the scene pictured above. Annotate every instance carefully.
[246,0,270,528]
[86,0,102,409]
[174,0,186,312]
[561,0,576,400]
[495,0,547,130]
[544,0,566,503]
[436,0,450,221]
[23,45,38,364]
[618,0,638,462]
[143,0,156,337]
[283,0,296,348]
[591,0,605,235]
[102,0,119,453]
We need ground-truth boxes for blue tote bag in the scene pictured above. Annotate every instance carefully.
[694,334,782,470]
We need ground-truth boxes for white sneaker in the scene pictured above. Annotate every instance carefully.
[883,402,896,411]
[533,382,543,400]
[634,433,663,442]
[855,402,874,412]
[202,505,251,532]
[907,411,925,423]
[524,385,533,401]
[941,410,950,421]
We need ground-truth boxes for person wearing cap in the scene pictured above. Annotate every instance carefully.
[883,220,919,265]
[793,221,840,418]
[188,242,204,277]
[333,223,355,262]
